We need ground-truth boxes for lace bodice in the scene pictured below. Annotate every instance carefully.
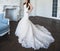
[24,4,29,18]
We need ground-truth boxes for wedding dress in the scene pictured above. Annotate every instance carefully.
[15,4,54,50]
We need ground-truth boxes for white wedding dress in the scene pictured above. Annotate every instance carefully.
[15,4,54,50]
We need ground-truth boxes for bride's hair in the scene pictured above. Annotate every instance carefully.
[23,0,30,10]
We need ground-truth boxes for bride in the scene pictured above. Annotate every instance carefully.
[15,0,55,50]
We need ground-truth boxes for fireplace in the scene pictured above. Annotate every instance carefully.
[4,5,20,21]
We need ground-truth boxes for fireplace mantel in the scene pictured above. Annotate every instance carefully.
[4,5,20,21]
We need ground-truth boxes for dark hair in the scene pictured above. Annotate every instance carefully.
[23,0,30,10]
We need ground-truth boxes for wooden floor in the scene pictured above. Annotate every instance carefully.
[0,16,60,51]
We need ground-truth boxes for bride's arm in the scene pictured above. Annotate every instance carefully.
[28,3,33,13]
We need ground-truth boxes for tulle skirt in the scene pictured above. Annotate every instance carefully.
[15,17,54,50]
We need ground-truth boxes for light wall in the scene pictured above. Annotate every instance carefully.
[0,0,20,5]
[30,0,53,17]
[57,0,60,18]
[0,0,60,20]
